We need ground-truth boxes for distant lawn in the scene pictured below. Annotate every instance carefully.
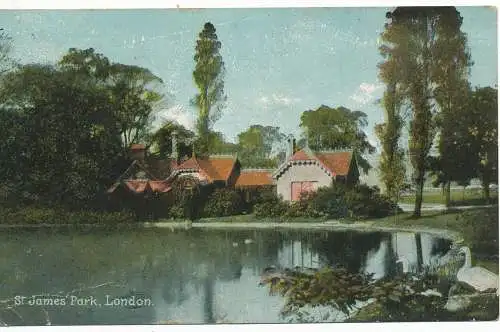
[399,187,498,206]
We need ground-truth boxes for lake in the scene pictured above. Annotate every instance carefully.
[0,227,451,325]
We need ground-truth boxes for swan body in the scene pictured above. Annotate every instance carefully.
[244,239,254,244]
[456,246,498,293]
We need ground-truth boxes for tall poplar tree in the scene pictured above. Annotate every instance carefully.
[379,7,470,217]
[431,8,472,207]
[192,22,226,156]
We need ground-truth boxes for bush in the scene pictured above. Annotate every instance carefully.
[284,191,322,218]
[0,207,136,225]
[253,191,289,218]
[203,188,244,217]
[168,204,186,219]
[310,184,349,219]
[460,207,498,257]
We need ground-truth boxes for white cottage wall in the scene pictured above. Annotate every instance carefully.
[276,163,332,201]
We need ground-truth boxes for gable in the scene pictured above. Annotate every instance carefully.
[315,151,352,176]
[276,160,334,181]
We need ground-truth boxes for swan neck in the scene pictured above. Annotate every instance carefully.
[463,248,472,268]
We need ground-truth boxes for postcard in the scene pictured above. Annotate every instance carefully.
[0,1,498,330]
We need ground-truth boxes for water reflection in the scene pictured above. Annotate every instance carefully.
[0,228,451,325]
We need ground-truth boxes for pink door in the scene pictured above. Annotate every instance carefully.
[291,182,302,201]
[291,181,317,201]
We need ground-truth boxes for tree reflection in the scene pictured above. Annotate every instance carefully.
[311,231,384,272]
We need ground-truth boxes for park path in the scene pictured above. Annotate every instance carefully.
[398,203,495,212]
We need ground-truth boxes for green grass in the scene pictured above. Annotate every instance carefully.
[399,188,498,205]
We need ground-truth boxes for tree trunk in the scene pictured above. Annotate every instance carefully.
[444,181,451,208]
[413,178,424,218]
[482,181,491,203]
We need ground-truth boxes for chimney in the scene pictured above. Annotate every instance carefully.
[171,131,178,163]
[129,144,146,160]
[285,136,295,160]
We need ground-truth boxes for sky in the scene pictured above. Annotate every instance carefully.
[0,6,497,149]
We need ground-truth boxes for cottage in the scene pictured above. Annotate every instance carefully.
[108,138,274,201]
[273,138,359,201]
[107,134,359,209]
[107,144,172,195]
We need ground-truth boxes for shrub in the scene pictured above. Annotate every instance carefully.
[203,188,244,217]
[284,191,322,218]
[460,207,498,257]
[168,203,187,219]
[253,196,289,218]
[310,184,349,219]
[0,207,136,225]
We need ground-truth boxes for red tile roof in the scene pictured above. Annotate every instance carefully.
[117,180,171,194]
[290,149,315,161]
[275,149,353,179]
[176,156,201,171]
[124,180,151,193]
[173,155,236,182]
[315,151,352,176]
[235,170,274,187]
[149,181,172,193]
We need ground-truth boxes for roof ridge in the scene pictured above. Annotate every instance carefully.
[240,168,274,172]
[208,154,237,159]
[316,148,353,153]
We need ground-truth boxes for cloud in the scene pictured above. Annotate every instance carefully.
[154,104,195,131]
[349,82,384,107]
[257,93,302,107]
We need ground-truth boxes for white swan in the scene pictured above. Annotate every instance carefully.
[456,246,498,293]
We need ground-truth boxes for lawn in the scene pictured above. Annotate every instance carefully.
[399,187,498,206]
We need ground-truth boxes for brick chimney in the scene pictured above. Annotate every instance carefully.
[129,144,146,160]
[286,136,296,161]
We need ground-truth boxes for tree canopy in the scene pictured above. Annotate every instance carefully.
[0,48,164,208]
[299,105,375,174]
[192,22,226,156]
[236,125,287,168]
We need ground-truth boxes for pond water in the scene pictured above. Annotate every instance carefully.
[0,227,451,325]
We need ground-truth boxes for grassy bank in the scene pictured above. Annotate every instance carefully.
[399,188,498,205]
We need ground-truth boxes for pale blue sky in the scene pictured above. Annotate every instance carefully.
[0,7,497,146]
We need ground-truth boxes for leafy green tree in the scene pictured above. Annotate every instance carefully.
[0,48,164,208]
[207,131,238,155]
[431,9,472,207]
[468,86,498,201]
[379,7,468,217]
[299,105,375,173]
[192,22,226,156]
[59,48,164,152]
[236,125,286,168]
[376,29,407,207]
[150,120,195,159]
[0,64,122,206]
